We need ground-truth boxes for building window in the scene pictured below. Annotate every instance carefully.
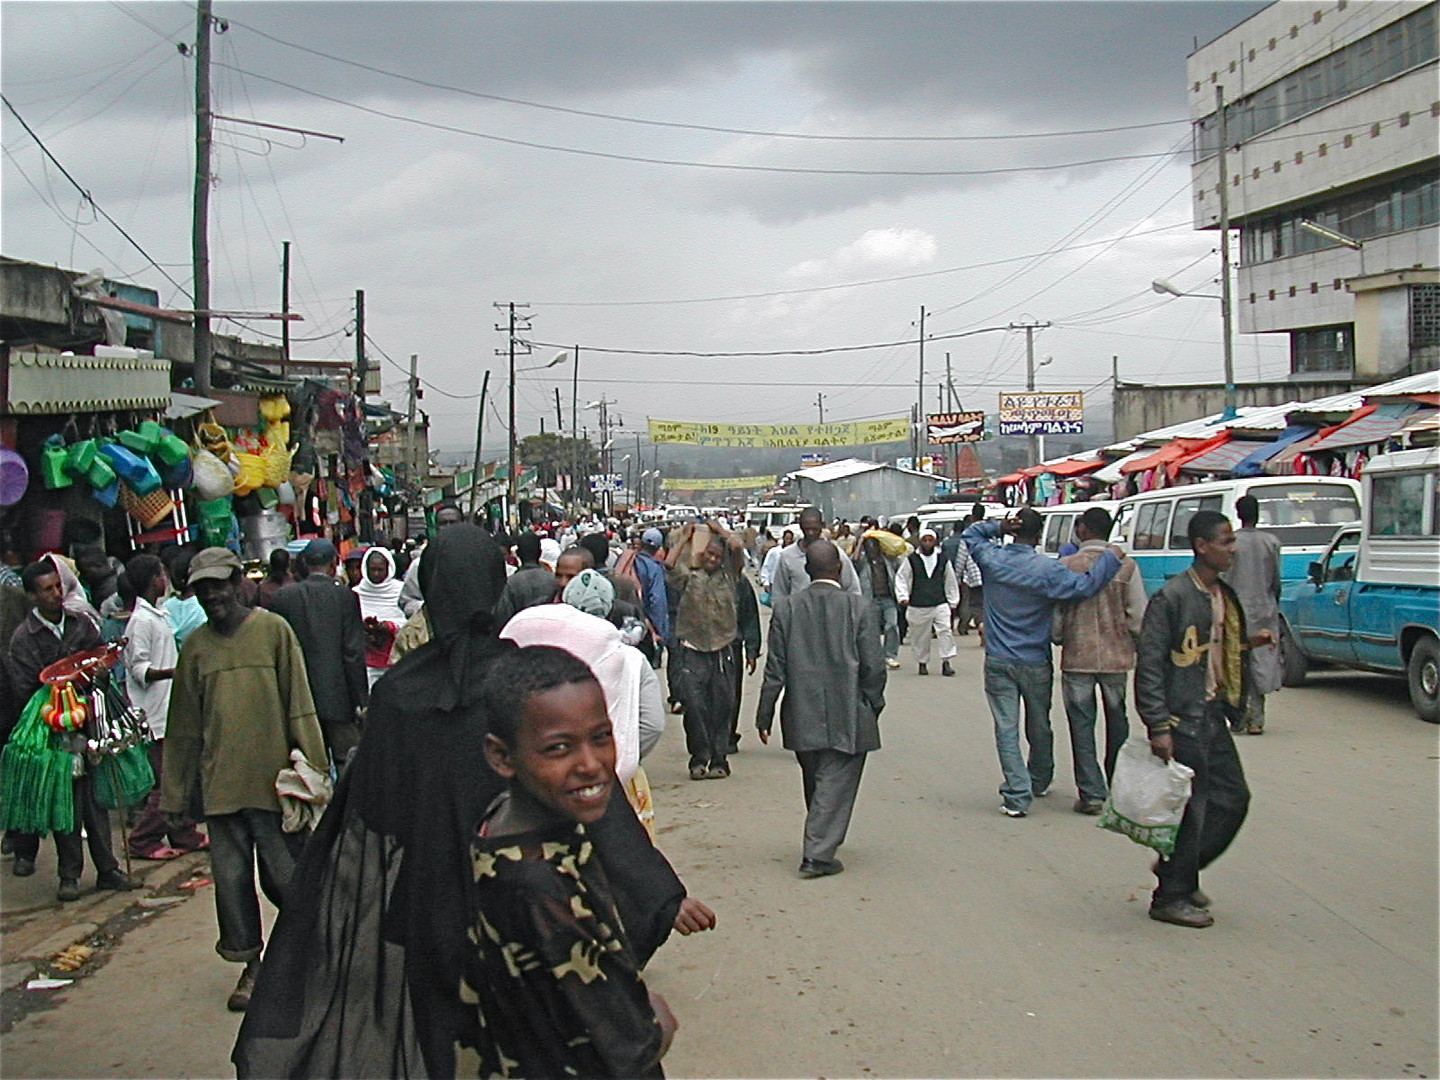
[1291,324,1354,374]
[1412,283,1440,349]
[1193,2,1437,160]
[1238,166,1439,265]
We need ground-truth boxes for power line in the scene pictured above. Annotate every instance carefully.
[224,13,1189,145]
[2,94,192,299]
[212,60,1186,179]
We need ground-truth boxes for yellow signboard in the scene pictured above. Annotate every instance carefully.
[648,416,910,449]
[663,475,778,492]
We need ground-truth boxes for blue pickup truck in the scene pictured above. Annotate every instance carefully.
[1278,448,1440,722]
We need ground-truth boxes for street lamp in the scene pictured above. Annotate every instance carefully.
[1152,274,1235,418]
[1298,219,1365,275]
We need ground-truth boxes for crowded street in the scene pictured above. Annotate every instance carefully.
[3,628,1435,1079]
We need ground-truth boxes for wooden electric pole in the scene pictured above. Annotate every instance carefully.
[191,0,215,394]
[468,369,491,518]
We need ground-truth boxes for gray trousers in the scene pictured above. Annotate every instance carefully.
[795,749,867,864]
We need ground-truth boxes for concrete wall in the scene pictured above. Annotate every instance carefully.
[1112,378,1368,441]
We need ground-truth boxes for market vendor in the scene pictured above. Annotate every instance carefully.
[5,556,136,901]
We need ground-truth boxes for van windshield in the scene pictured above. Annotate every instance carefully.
[1250,483,1361,546]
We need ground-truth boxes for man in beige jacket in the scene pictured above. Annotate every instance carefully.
[1053,507,1148,814]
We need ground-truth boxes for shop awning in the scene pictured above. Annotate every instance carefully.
[1119,434,1228,476]
[1232,425,1317,477]
[995,472,1025,485]
[1024,456,1105,478]
[1304,403,1422,452]
[1179,439,1273,476]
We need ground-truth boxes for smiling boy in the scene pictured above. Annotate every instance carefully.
[466,645,679,1078]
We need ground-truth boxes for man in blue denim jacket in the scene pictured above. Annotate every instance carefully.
[962,509,1121,818]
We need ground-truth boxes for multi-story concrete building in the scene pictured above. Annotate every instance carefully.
[1189,1,1438,379]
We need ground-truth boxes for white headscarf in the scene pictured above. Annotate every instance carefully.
[538,538,562,571]
[500,604,643,784]
[49,553,101,628]
[353,546,405,623]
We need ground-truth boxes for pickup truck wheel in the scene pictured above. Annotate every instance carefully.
[1280,621,1307,688]
[1407,636,1440,724]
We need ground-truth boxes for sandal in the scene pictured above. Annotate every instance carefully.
[133,845,184,861]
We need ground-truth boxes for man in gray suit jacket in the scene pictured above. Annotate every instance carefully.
[757,540,886,879]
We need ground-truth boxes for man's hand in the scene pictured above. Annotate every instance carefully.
[1000,515,1023,536]
[1249,629,1275,647]
[673,896,717,935]
[746,656,757,676]
[1149,732,1174,762]
[757,725,771,745]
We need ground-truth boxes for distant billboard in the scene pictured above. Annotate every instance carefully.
[997,392,1084,436]
[927,411,987,444]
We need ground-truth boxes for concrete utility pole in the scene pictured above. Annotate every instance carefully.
[468,369,491,518]
[279,240,291,378]
[816,393,825,424]
[570,344,581,512]
[914,305,927,463]
[191,0,215,395]
[494,302,532,523]
[354,289,374,542]
[1009,319,1051,468]
[405,353,419,487]
[1216,85,1237,420]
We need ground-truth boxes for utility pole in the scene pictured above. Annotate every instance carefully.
[354,290,367,402]
[1009,320,1051,469]
[570,344,580,514]
[494,302,532,523]
[1216,85,1237,420]
[405,353,419,488]
[280,240,291,378]
[354,289,374,542]
[914,305,927,462]
[191,0,215,395]
[816,393,825,424]
[468,369,491,518]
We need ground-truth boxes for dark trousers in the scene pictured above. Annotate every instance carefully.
[796,749,867,864]
[672,645,736,771]
[1154,705,1250,907]
[128,740,207,857]
[726,641,744,751]
[10,772,120,882]
[207,809,307,962]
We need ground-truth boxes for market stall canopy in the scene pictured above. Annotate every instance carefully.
[164,391,224,420]
[1231,424,1318,477]
[1022,455,1104,478]
[1178,439,1273,476]
[1119,434,1228,476]
[1304,403,1425,452]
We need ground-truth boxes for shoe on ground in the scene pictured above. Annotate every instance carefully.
[12,857,35,877]
[917,663,928,676]
[999,804,1027,818]
[96,869,137,891]
[132,845,184,861]
[57,878,81,902]
[941,660,955,677]
[1073,798,1105,815]
[1190,888,1211,909]
[706,764,730,780]
[1149,900,1214,928]
[688,765,709,781]
[0,834,12,855]
[1246,725,1264,735]
[798,858,844,879]
[227,963,260,1012]
[1033,787,1049,798]
[885,658,900,669]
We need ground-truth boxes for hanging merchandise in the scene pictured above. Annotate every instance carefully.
[198,496,238,547]
[116,425,161,456]
[233,451,266,496]
[91,477,121,508]
[192,447,235,501]
[159,453,192,490]
[0,687,77,835]
[121,483,176,528]
[41,436,74,490]
[100,443,163,495]
[1,446,31,506]
[85,453,117,491]
[154,429,191,468]
[65,439,100,480]
[196,420,233,461]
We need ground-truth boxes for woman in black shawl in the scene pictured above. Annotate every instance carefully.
[234,525,688,1078]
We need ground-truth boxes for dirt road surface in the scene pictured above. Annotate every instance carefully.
[3,636,1435,1078]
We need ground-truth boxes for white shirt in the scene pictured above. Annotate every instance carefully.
[124,597,178,739]
[894,550,960,607]
[760,543,788,589]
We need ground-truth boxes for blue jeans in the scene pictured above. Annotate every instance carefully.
[983,657,1055,812]
[1061,671,1130,802]
[870,596,899,660]
[207,809,307,962]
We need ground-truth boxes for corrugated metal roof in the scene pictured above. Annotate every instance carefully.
[1179,439,1273,474]
[784,457,938,484]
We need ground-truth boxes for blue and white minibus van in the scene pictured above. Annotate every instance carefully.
[1113,476,1362,595]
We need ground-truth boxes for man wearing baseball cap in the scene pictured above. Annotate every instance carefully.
[162,547,328,1012]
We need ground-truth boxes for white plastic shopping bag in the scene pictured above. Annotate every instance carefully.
[1098,736,1196,856]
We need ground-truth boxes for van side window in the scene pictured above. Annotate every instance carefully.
[1169,495,1224,549]
[1370,473,1428,536]
[1133,502,1171,550]
[1113,502,1135,544]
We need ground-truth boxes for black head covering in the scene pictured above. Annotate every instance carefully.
[235,522,684,1078]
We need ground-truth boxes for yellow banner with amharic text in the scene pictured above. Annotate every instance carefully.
[647,416,910,448]
[662,475,778,492]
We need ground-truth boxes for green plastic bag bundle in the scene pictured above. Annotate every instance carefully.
[93,743,155,810]
[0,688,76,836]
[198,496,236,547]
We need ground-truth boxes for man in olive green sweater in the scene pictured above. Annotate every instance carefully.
[161,548,327,1012]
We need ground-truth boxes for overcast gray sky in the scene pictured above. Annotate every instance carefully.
[2,0,1273,455]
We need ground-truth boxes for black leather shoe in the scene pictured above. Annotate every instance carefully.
[798,858,844,879]
[57,879,81,902]
[12,857,35,877]
[941,660,955,677]
[96,869,137,891]
[1149,901,1213,928]
[227,962,260,1012]
[917,663,928,676]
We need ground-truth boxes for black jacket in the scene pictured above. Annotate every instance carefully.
[269,575,369,728]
